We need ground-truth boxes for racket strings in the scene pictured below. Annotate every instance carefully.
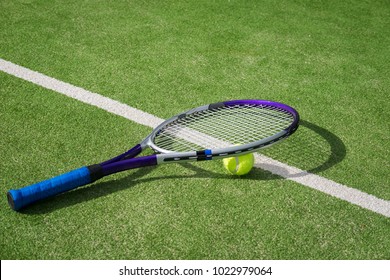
[153,104,294,152]
[206,105,290,141]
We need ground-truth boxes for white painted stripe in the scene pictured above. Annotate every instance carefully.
[1,58,389,217]
[0,59,163,128]
[254,155,390,217]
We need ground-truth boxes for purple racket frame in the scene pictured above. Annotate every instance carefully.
[7,100,299,211]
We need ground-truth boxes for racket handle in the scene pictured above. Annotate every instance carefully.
[7,166,96,211]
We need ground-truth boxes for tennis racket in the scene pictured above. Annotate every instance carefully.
[7,99,299,211]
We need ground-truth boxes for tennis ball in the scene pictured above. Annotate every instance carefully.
[223,153,254,175]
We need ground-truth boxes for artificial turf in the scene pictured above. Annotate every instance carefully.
[1,0,389,259]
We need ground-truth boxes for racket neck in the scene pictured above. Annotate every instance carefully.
[101,155,158,176]
[101,144,143,166]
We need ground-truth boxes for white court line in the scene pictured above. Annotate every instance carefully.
[1,58,389,218]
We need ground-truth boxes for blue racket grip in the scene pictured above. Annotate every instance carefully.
[7,166,96,211]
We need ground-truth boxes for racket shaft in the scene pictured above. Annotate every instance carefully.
[102,155,157,176]
[8,167,92,211]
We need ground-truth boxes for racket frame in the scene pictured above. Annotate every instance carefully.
[101,99,299,175]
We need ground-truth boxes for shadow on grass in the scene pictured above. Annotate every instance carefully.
[258,120,347,178]
[294,120,346,174]
[20,119,346,214]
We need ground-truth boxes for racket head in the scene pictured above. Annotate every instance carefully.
[146,100,299,157]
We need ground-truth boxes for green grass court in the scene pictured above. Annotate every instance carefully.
[0,0,389,259]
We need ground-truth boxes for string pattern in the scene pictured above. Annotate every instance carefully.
[153,104,294,152]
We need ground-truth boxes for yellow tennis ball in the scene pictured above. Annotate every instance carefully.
[223,153,254,175]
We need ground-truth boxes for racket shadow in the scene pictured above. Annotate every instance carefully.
[258,119,347,177]
[21,120,345,214]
